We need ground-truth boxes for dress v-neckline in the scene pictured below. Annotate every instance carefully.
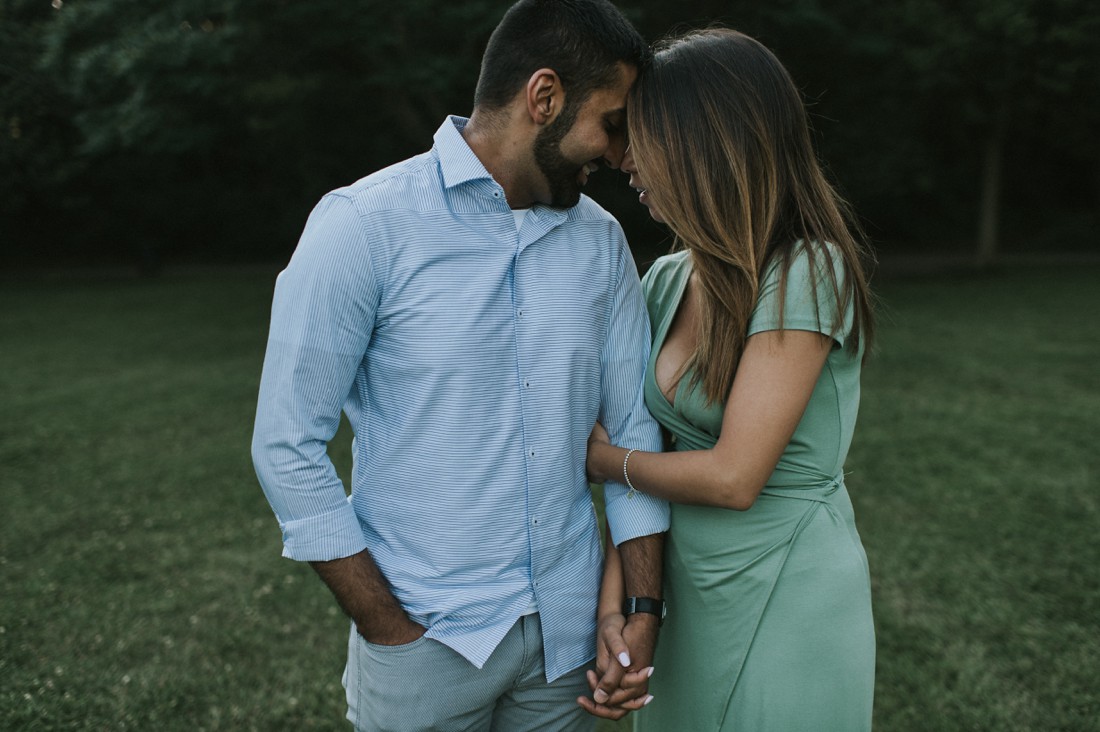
[650,260,694,412]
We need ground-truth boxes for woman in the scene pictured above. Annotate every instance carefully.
[587,28,877,730]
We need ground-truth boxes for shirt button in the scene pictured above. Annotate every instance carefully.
[524,379,531,388]
[517,308,525,318]
[529,450,536,457]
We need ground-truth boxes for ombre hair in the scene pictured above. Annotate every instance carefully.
[628,27,876,404]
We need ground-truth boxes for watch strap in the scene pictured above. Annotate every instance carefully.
[623,596,666,626]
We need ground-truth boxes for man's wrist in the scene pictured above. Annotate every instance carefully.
[356,611,421,644]
[623,596,666,627]
[624,611,660,630]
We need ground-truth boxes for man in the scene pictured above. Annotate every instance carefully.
[251,1,667,729]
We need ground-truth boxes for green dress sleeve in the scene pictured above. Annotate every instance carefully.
[748,243,853,347]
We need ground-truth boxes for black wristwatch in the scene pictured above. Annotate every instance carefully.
[623,596,666,626]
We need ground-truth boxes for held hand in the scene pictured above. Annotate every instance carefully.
[577,613,656,719]
[611,612,658,702]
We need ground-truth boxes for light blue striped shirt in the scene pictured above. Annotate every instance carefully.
[251,116,668,681]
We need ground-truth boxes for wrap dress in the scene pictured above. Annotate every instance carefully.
[633,249,875,732]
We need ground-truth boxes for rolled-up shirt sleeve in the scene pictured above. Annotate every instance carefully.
[251,193,378,561]
[600,236,670,546]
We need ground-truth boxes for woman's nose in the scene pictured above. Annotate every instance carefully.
[621,145,637,174]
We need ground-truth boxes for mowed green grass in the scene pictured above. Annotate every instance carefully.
[1,264,1097,731]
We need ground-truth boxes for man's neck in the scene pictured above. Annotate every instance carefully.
[462,110,542,209]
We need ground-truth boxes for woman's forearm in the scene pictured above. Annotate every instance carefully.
[598,523,626,619]
[590,330,834,510]
[592,440,763,511]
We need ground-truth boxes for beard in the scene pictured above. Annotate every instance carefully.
[533,100,588,209]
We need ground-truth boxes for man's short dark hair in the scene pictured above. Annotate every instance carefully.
[474,0,649,112]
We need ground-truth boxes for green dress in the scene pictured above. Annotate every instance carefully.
[634,249,875,732]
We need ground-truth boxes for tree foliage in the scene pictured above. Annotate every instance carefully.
[1,0,1097,270]
[851,0,1100,263]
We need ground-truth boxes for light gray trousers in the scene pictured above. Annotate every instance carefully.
[343,614,596,732]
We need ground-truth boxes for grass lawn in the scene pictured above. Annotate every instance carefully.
[2,264,1097,730]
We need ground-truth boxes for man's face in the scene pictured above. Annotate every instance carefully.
[533,63,638,209]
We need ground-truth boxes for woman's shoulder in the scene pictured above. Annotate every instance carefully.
[641,251,690,326]
[762,240,842,279]
[641,250,691,296]
[753,240,853,345]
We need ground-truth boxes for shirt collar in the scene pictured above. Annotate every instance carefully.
[435,116,496,190]
[433,116,571,232]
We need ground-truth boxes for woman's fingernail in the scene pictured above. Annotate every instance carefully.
[645,666,655,678]
[618,651,631,667]
[594,689,609,703]
[643,695,655,706]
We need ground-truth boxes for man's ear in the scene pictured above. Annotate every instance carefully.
[525,68,564,126]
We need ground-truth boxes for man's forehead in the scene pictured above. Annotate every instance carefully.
[586,63,637,111]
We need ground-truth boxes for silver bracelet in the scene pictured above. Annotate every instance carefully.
[623,448,638,498]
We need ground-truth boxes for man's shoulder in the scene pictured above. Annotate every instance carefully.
[564,194,622,228]
[328,151,441,212]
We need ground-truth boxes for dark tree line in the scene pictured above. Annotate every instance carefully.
[2,0,1097,273]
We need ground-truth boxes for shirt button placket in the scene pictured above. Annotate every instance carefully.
[515,278,541,595]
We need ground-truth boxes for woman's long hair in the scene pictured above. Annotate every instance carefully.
[628,27,876,405]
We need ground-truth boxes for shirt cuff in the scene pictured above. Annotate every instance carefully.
[278,500,368,561]
[603,480,670,547]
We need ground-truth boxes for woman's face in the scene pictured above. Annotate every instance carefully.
[621,145,665,223]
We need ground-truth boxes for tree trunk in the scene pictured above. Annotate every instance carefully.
[975,110,1009,269]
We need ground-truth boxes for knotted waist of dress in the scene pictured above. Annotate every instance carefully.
[759,468,845,505]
